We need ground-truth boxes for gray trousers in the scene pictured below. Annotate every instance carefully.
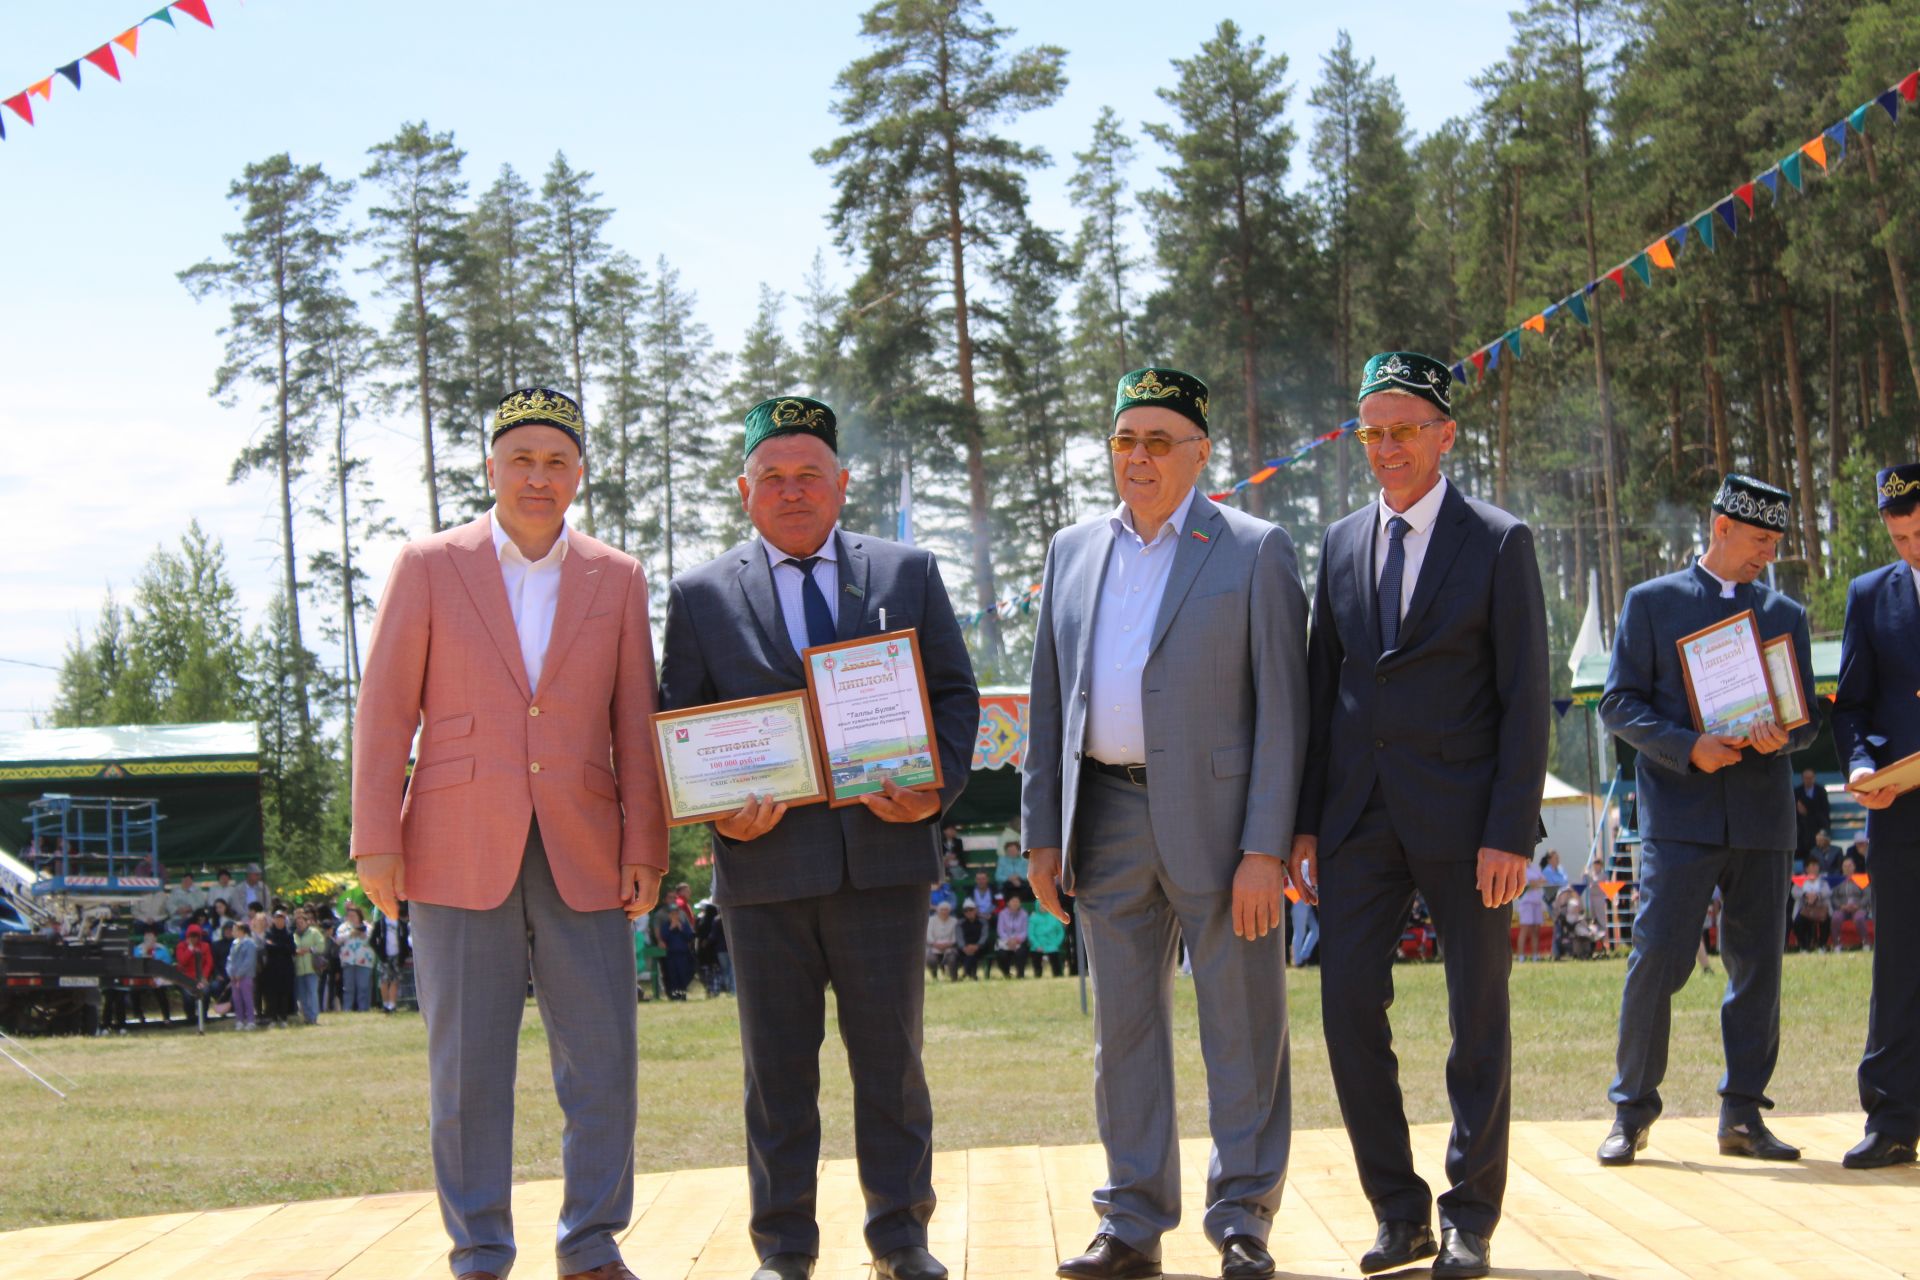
[1074,772,1291,1258]
[411,821,638,1279]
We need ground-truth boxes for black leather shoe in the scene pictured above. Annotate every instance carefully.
[1718,1119,1800,1161]
[1358,1221,1436,1274]
[1432,1228,1491,1279]
[1597,1119,1650,1166]
[750,1254,815,1280]
[1843,1132,1918,1169]
[1220,1234,1275,1280]
[874,1247,947,1280]
[1057,1233,1161,1280]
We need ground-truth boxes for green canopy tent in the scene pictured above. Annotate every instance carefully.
[0,723,262,871]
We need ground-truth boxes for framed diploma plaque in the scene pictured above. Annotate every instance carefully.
[1760,635,1811,731]
[650,691,828,827]
[1850,750,1920,799]
[1676,610,1779,738]
[802,628,944,807]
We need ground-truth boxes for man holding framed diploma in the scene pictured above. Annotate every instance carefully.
[1597,473,1818,1168]
[657,396,979,1280]
[1831,462,1920,1168]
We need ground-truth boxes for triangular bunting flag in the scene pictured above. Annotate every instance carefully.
[1470,350,1487,376]
[1880,89,1902,123]
[27,78,54,101]
[1628,253,1652,286]
[1450,362,1467,384]
[1648,239,1675,270]
[1902,70,1918,103]
[114,27,140,56]
[1487,342,1501,372]
[1543,302,1560,319]
[1801,136,1828,170]
[1605,266,1626,299]
[1825,122,1847,162]
[84,45,122,82]
[3,92,33,125]
[1667,226,1688,257]
[1851,104,1870,134]
[146,7,176,25]
[55,61,83,90]
[172,0,214,28]
[1504,329,1523,359]
[0,113,6,141]
[1553,699,1573,719]
[1523,313,1547,334]
[1693,212,1717,252]
[1715,199,1738,232]
[1758,168,1781,200]
[1248,466,1278,485]
[1781,151,1804,190]
[1567,293,1590,325]
[1735,182,1755,214]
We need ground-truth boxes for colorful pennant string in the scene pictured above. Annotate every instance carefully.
[1,2,220,144]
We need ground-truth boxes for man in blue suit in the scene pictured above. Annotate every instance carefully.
[1832,462,1920,1168]
[1291,352,1550,1280]
[1597,474,1818,1167]
[658,397,979,1280]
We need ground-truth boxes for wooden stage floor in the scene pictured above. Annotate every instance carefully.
[3,1113,1913,1280]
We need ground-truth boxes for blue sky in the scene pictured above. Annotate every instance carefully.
[0,0,1518,728]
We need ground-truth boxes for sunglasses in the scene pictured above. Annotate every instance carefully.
[1107,432,1206,457]
[1352,417,1450,446]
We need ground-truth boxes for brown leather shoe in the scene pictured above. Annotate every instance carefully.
[564,1263,641,1280]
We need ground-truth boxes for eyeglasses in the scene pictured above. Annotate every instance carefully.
[1107,433,1206,457]
[1352,417,1450,446]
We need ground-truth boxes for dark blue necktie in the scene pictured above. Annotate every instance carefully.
[1378,516,1410,652]
[783,556,837,649]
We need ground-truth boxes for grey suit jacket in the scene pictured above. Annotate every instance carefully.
[1019,491,1310,894]
[658,530,980,908]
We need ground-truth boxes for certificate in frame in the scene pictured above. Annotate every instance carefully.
[1676,609,1779,738]
[1760,635,1810,732]
[650,690,828,827]
[803,628,945,808]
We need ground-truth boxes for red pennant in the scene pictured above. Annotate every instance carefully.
[2,92,32,125]
[1735,182,1755,214]
[171,0,214,27]
[113,27,140,56]
[84,44,122,81]
[1470,350,1487,375]
[1605,266,1627,299]
[1903,71,1919,103]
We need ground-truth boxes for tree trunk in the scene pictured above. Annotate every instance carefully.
[1667,381,1684,482]
[271,234,310,734]
[1572,0,1623,629]
[336,412,359,750]
[1778,296,1821,577]
[1827,290,1844,534]
[411,229,442,534]
[1862,132,1920,452]
[1496,166,1523,508]
[1703,303,1731,472]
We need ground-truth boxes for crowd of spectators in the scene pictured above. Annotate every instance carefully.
[633,881,732,1001]
[925,833,1078,980]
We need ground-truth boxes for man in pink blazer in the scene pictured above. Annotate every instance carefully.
[353,386,668,1280]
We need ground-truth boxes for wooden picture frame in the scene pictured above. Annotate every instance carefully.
[649,690,829,828]
[1760,634,1811,732]
[802,628,945,808]
[1675,609,1777,738]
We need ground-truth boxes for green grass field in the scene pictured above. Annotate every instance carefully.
[0,951,1875,1230]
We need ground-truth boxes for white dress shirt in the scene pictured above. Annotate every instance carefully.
[1085,488,1196,765]
[490,508,570,694]
[1372,476,1451,625]
[762,527,841,655]
[1697,557,1738,599]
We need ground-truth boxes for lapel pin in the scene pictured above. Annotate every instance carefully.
[1191,529,1211,543]
[845,583,864,598]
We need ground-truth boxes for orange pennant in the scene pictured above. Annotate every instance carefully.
[1283,884,1301,904]
[27,77,53,101]
[1522,313,1547,334]
[1248,465,1278,485]
[1801,136,1828,170]
[1598,880,1625,901]
[1852,873,1870,889]
[1648,239,1676,270]
[114,27,140,56]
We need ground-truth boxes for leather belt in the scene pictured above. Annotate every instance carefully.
[1086,759,1148,787]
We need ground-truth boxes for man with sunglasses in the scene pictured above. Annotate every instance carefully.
[1024,367,1309,1280]
[1290,352,1550,1279]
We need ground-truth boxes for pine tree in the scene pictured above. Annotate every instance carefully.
[1066,105,1139,403]
[718,285,804,547]
[586,251,649,553]
[636,256,719,582]
[535,151,615,536]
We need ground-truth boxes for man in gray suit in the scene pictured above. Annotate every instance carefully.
[658,397,979,1280]
[1024,367,1310,1280]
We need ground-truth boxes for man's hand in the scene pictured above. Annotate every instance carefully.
[1746,719,1788,754]
[1849,766,1899,811]
[1028,847,1071,923]
[859,779,941,824]
[1286,834,1319,906]
[1476,847,1529,908]
[622,866,663,920]
[1233,852,1285,940]
[715,793,788,842]
[357,853,406,921]
[1689,734,1747,773]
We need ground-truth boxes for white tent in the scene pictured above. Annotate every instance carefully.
[1539,772,1604,868]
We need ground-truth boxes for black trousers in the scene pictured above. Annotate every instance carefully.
[1317,796,1512,1239]
[1862,830,1920,1141]
[729,880,934,1261]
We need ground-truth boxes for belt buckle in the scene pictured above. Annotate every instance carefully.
[1124,764,1148,787]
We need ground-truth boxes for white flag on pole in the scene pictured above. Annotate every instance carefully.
[1568,569,1603,677]
[897,458,914,546]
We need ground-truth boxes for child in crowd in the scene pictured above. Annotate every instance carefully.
[227,921,259,1030]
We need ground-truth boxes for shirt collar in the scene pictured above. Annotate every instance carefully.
[490,507,570,566]
[762,526,841,569]
[1378,475,1449,536]
[1695,557,1739,599]
[1109,486,1198,547]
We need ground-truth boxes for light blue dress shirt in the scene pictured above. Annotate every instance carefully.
[1085,487,1197,765]
[761,527,840,655]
